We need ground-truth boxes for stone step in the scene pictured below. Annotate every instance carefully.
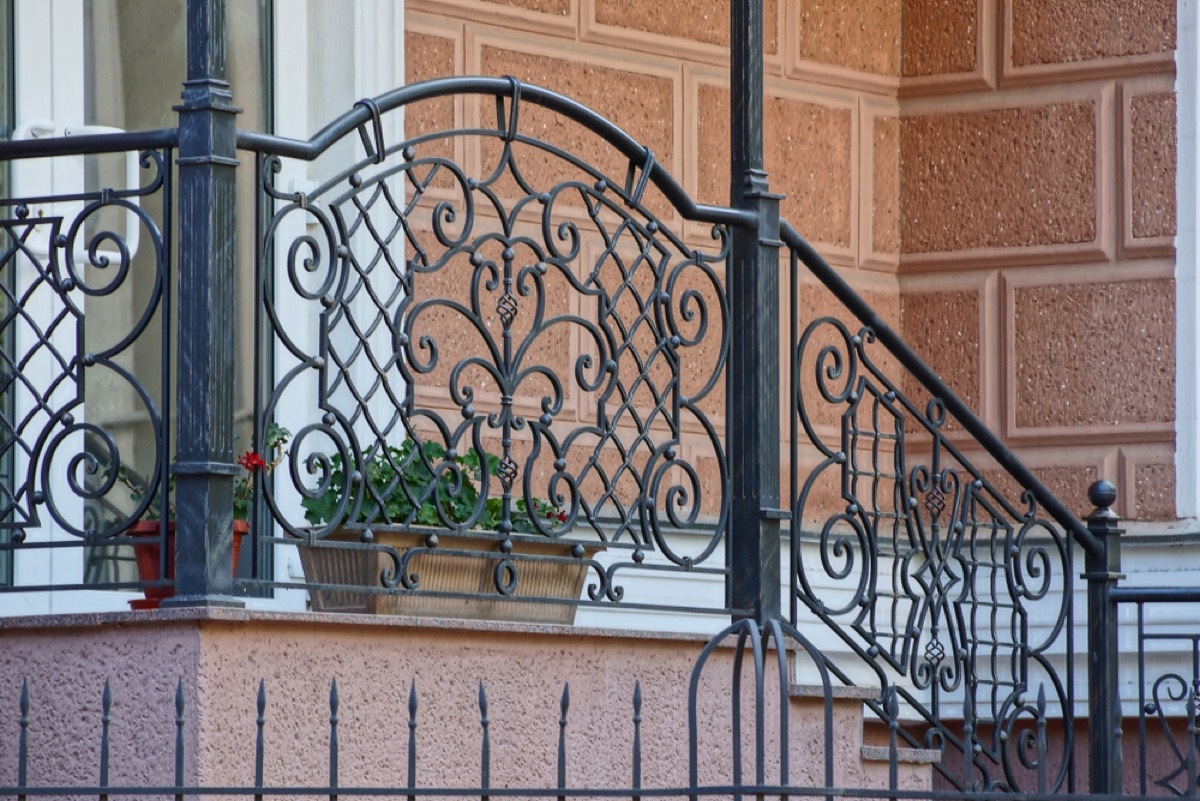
[786,678,939,791]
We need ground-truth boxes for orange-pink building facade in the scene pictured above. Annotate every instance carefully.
[406,0,1180,522]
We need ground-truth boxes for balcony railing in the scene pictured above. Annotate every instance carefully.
[0,69,1191,801]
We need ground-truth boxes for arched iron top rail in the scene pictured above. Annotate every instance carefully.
[781,219,1099,558]
[235,75,754,231]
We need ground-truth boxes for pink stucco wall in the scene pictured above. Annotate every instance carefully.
[0,610,930,793]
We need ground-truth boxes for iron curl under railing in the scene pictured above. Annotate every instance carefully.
[780,219,1097,559]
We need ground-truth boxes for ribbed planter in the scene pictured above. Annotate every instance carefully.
[298,529,600,624]
[126,520,249,610]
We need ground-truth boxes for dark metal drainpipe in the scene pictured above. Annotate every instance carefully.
[168,0,243,607]
[728,0,783,624]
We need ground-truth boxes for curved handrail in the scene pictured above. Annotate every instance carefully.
[781,219,1099,557]
[235,75,754,231]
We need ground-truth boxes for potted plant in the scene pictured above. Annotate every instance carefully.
[297,440,599,624]
[119,424,289,609]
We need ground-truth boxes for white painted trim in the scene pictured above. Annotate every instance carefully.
[6,0,119,615]
[266,1,405,610]
[1176,0,1199,516]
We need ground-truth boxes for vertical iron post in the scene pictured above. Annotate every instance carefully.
[729,0,782,623]
[1085,480,1124,794]
[169,0,243,606]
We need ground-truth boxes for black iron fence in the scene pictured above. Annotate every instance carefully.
[5,618,1195,801]
[1111,588,1200,797]
[0,619,1029,801]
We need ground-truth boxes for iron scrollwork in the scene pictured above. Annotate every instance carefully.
[792,314,1074,792]
[0,149,171,544]
[257,84,729,610]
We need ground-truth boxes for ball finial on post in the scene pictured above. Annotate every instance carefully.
[1087,479,1118,512]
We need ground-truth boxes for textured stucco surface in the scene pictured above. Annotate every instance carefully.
[1033,465,1100,515]
[478,47,673,160]
[594,0,779,53]
[0,625,202,787]
[479,46,674,219]
[795,0,902,76]
[1010,0,1175,66]
[1134,462,1175,520]
[484,0,572,15]
[696,86,852,245]
[405,0,1178,523]
[0,615,928,794]
[900,103,1097,253]
[900,0,977,76]
[1130,92,1177,239]
[768,96,853,246]
[1013,280,1175,429]
[900,290,980,413]
[873,116,900,254]
[405,32,457,147]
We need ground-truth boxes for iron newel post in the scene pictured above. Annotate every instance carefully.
[728,0,783,624]
[168,0,243,606]
[1084,479,1124,794]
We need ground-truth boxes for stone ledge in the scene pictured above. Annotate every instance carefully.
[789,682,880,700]
[860,744,942,764]
[0,606,715,643]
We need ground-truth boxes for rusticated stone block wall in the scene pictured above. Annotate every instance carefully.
[404,0,1177,521]
[893,0,1177,521]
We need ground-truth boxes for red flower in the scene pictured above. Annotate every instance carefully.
[238,451,267,472]
[556,510,567,523]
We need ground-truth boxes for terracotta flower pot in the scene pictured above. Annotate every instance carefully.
[126,519,250,610]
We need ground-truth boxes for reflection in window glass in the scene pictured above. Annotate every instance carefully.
[0,0,13,587]
[80,0,271,586]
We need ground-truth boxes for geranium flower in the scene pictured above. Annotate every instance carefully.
[238,451,267,472]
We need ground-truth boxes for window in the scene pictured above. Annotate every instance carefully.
[0,0,270,611]
[0,0,14,587]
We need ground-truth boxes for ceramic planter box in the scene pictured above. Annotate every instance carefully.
[298,529,600,624]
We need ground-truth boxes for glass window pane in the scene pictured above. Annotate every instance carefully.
[80,0,271,586]
[0,0,12,587]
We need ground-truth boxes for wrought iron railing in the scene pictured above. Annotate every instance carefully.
[783,220,1107,795]
[0,69,1193,801]
[1112,588,1200,797]
[0,132,176,594]
[237,78,739,617]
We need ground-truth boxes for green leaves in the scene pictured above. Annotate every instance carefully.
[299,441,560,534]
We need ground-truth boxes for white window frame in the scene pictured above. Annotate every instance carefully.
[0,0,406,615]
[1176,0,1200,519]
[6,0,105,615]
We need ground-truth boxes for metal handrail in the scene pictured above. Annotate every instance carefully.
[236,75,754,231]
[0,128,178,160]
[781,219,1098,558]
